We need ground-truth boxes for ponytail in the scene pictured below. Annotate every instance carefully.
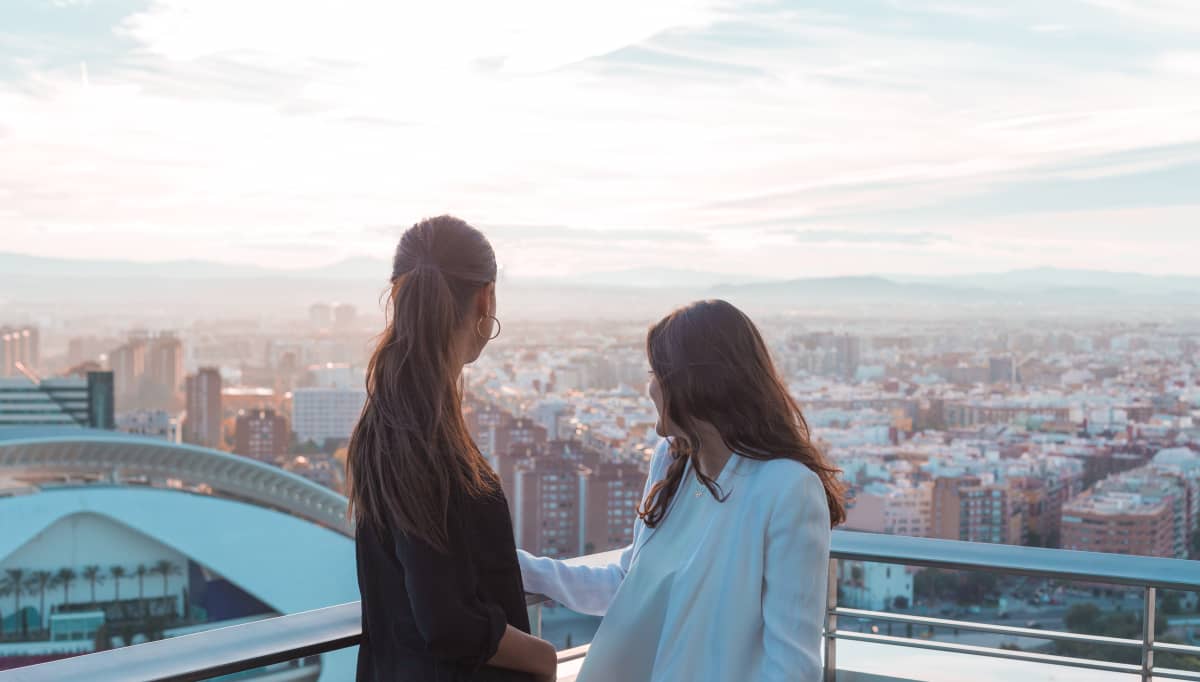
[347,216,498,551]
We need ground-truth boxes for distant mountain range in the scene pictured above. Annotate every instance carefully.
[2,252,1198,317]
[893,267,1200,296]
[6,252,1199,290]
[0,252,393,281]
[708,268,1200,307]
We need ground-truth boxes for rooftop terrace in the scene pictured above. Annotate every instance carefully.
[3,531,1197,682]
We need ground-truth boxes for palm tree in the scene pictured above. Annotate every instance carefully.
[0,578,11,637]
[135,564,148,614]
[28,571,55,632]
[56,568,77,607]
[135,564,148,601]
[82,565,105,604]
[109,566,127,601]
[5,569,26,637]
[150,560,181,597]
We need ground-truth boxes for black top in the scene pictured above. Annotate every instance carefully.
[356,486,534,682]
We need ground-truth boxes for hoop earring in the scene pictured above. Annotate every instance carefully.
[476,315,501,341]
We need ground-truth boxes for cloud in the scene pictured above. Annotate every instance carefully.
[779,230,952,246]
[1079,0,1200,31]
[484,224,701,244]
[0,0,1198,278]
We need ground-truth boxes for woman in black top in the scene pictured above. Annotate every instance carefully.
[347,216,557,682]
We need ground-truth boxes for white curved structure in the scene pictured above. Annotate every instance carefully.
[0,486,357,681]
[0,428,358,681]
[0,427,351,535]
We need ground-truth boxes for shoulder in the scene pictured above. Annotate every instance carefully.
[743,457,822,492]
[741,458,829,520]
[648,438,673,479]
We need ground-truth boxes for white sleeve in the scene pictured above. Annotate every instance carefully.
[518,545,632,616]
[761,469,831,682]
[518,439,671,617]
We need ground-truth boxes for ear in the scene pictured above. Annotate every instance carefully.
[475,283,493,317]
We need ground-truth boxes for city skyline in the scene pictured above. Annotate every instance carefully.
[4,1,1200,277]
[3,2,1200,676]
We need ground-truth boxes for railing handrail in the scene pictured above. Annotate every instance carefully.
[4,531,1198,682]
[831,531,1200,592]
[0,602,360,682]
[558,531,1200,592]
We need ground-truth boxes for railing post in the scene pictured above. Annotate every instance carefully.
[824,558,838,682]
[1141,586,1155,682]
[534,603,543,640]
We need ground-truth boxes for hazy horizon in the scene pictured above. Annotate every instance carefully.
[9,247,1200,283]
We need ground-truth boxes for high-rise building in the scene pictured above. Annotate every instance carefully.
[835,334,862,381]
[958,484,1024,545]
[583,461,645,554]
[109,337,148,405]
[234,408,289,462]
[1009,463,1085,548]
[465,398,548,487]
[291,387,367,447]
[496,419,549,498]
[309,303,332,328]
[1061,492,1175,557]
[1084,466,1194,558]
[988,356,1015,384]
[513,457,587,559]
[931,474,979,541]
[467,399,508,464]
[333,304,357,330]
[87,371,115,429]
[148,333,185,407]
[184,368,223,448]
[1,326,39,376]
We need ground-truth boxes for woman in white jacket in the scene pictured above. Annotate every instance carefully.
[519,299,846,682]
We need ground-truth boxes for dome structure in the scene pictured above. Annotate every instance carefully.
[0,427,356,681]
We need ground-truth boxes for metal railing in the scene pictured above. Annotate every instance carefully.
[822,532,1200,682]
[3,531,1198,681]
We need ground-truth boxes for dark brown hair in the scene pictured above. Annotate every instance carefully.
[638,299,846,528]
[346,215,499,550]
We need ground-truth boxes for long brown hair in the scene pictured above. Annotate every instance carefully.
[347,215,499,551]
[638,299,846,528]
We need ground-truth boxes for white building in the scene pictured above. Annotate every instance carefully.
[533,398,572,441]
[839,560,914,611]
[844,482,932,538]
[304,363,365,390]
[116,410,182,443]
[291,388,367,446]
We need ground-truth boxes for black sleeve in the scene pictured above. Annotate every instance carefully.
[394,501,509,668]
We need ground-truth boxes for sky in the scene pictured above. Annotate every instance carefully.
[2,0,1199,279]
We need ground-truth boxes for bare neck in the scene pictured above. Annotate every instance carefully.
[692,422,733,480]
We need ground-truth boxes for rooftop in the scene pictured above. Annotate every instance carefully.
[5,532,1198,682]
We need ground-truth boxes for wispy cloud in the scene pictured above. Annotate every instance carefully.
[0,0,1198,276]
[781,230,951,246]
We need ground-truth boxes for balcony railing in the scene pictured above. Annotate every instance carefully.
[3,531,1198,682]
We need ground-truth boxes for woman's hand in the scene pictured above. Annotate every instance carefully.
[488,625,558,680]
[530,636,559,681]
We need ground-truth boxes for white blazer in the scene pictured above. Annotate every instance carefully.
[518,439,832,681]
